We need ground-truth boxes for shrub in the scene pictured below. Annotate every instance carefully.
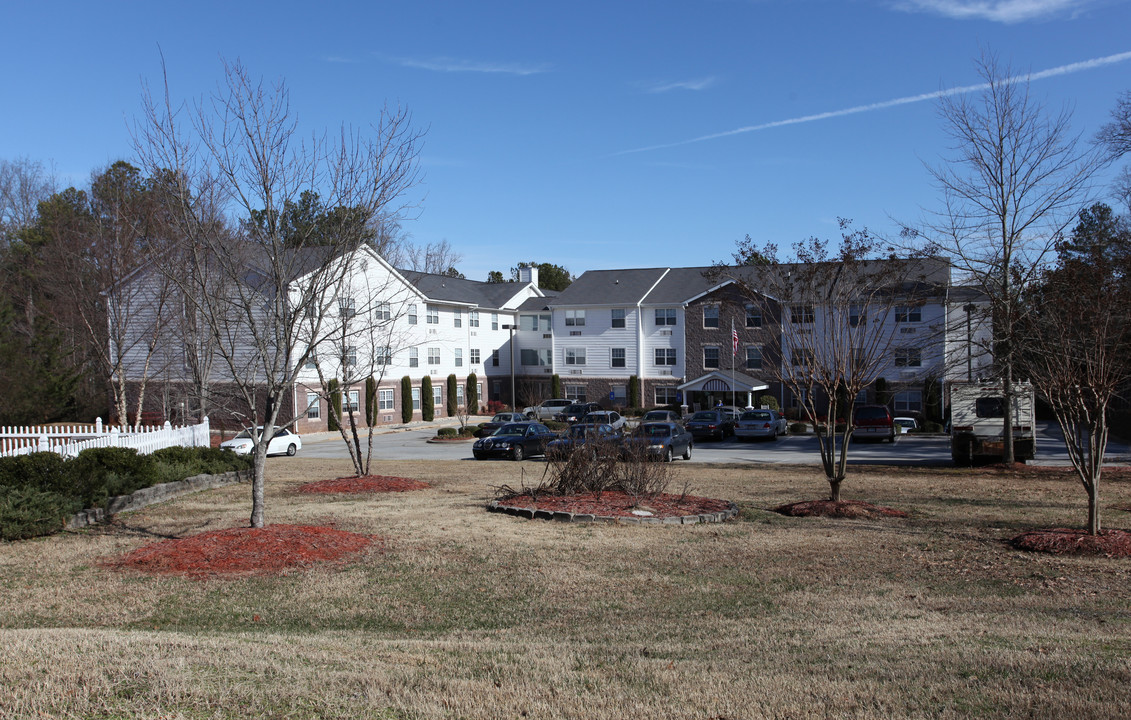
[466,373,479,416]
[551,374,562,399]
[628,375,640,408]
[920,420,944,433]
[544,420,569,432]
[400,376,413,423]
[486,400,507,415]
[327,379,342,431]
[0,452,69,493]
[421,376,434,422]
[437,427,457,438]
[67,447,161,509]
[151,446,251,477]
[0,486,80,541]
[757,394,780,411]
[789,422,808,435]
[446,374,458,417]
[459,425,478,437]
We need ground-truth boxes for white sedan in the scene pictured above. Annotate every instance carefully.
[220,427,302,456]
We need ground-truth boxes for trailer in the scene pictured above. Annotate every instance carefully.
[948,381,1036,465]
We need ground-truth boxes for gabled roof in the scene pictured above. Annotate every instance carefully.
[547,268,670,307]
[397,269,540,309]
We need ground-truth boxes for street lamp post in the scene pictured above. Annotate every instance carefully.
[502,323,517,410]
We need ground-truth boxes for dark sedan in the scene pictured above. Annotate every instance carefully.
[475,412,527,437]
[472,421,556,461]
[623,422,693,462]
[684,409,736,441]
[546,423,621,458]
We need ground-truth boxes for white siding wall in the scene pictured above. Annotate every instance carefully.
[641,306,685,380]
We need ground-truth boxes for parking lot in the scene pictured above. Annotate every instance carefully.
[296,421,1131,467]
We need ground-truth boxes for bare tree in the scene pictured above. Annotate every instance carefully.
[1018,203,1131,535]
[134,59,423,528]
[402,237,463,275]
[0,157,55,246]
[909,53,1107,463]
[717,222,944,501]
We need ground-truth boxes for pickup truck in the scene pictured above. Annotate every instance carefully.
[522,399,572,421]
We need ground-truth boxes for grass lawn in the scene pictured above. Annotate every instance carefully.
[1,459,1129,719]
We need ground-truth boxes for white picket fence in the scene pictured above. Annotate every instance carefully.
[0,417,211,459]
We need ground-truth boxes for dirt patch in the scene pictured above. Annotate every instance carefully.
[104,524,376,579]
[495,490,732,519]
[1009,528,1131,557]
[297,475,430,494]
[774,499,909,519]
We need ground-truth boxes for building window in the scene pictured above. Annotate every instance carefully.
[791,305,814,324]
[338,297,355,318]
[492,350,500,367]
[477,382,484,405]
[791,349,812,367]
[345,390,360,414]
[703,305,719,329]
[894,348,922,367]
[611,348,626,368]
[426,305,439,324]
[411,387,421,410]
[376,346,392,365]
[746,346,762,370]
[565,348,587,365]
[565,309,586,327]
[655,348,677,366]
[895,305,921,323]
[520,348,551,366]
[655,308,677,326]
[491,313,499,330]
[611,385,627,405]
[409,348,419,368]
[344,346,357,367]
[379,388,394,410]
[791,389,808,408]
[656,387,679,405]
[470,349,481,365]
[304,351,317,370]
[611,308,626,328]
[375,302,391,321]
[456,385,465,407]
[454,348,463,367]
[894,390,923,413]
[306,392,320,419]
[565,385,586,401]
[520,313,551,331]
[470,311,480,328]
[427,348,440,365]
[433,386,442,406]
[407,303,417,325]
[703,347,720,369]
[453,309,462,328]
[849,304,864,327]
[745,304,762,328]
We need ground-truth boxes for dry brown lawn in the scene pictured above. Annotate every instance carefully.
[1,458,1130,719]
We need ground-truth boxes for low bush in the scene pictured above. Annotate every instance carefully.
[0,452,70,493]
[789,422,808,435]
[0,486,81,541]
[436,427,458,438]
[486,400,507,415]
[544,420,569,432]
[67,448,162,509]
[458,425,478,437]
[504,439,674,504]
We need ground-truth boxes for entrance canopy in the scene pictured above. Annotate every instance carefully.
[678,370,769,396]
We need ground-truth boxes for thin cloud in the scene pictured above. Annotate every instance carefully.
[396,56,549,75]
[615,50,1131,156]
[645,77,718,94]
[894,0,1090,23]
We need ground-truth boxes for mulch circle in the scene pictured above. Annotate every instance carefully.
[104,524,377,579]
[774,499,909,519]
[1009,528,1131,557]
[491,490,736,524]
[297,475,430,494]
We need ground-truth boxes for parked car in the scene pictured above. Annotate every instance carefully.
[472,422,556,461]
[641,409,682,423]
[581,410,626,431]
[893,416,919,434]
[220,426,302,456]
[475,412,527,437]
[684,409,736,441]
[555,402,602,424]
[523,399,573,421]
[546,423,622,457]
[734,409,788,441]
[623,422,693,462]
[852,404,896,443]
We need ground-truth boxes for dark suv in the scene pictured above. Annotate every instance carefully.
[684,408,737,441]
[852,404,895,442]
[555,402,602,424]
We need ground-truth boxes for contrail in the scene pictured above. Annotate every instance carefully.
[614,50,1131,156]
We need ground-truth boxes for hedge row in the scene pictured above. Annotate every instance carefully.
[0,446,252,541]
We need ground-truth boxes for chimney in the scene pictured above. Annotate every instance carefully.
[519,265,539,287]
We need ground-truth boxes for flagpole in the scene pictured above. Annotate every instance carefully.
[731,319,736,408]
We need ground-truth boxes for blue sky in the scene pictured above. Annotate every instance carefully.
[2,0,1129,280]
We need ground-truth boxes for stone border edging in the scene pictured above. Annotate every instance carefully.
[66,470,250,530]
[486,499,738,525]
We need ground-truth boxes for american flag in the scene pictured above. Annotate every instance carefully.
[732,320,739,356]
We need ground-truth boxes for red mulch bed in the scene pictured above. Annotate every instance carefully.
[104,524,376,579]
[297,475,430,494]
[1010,528,1131,557]
[774,500,909,519]
[497,491,732,518]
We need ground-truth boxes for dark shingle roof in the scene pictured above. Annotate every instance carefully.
[547,268,670,307]
[397,270,535,309]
